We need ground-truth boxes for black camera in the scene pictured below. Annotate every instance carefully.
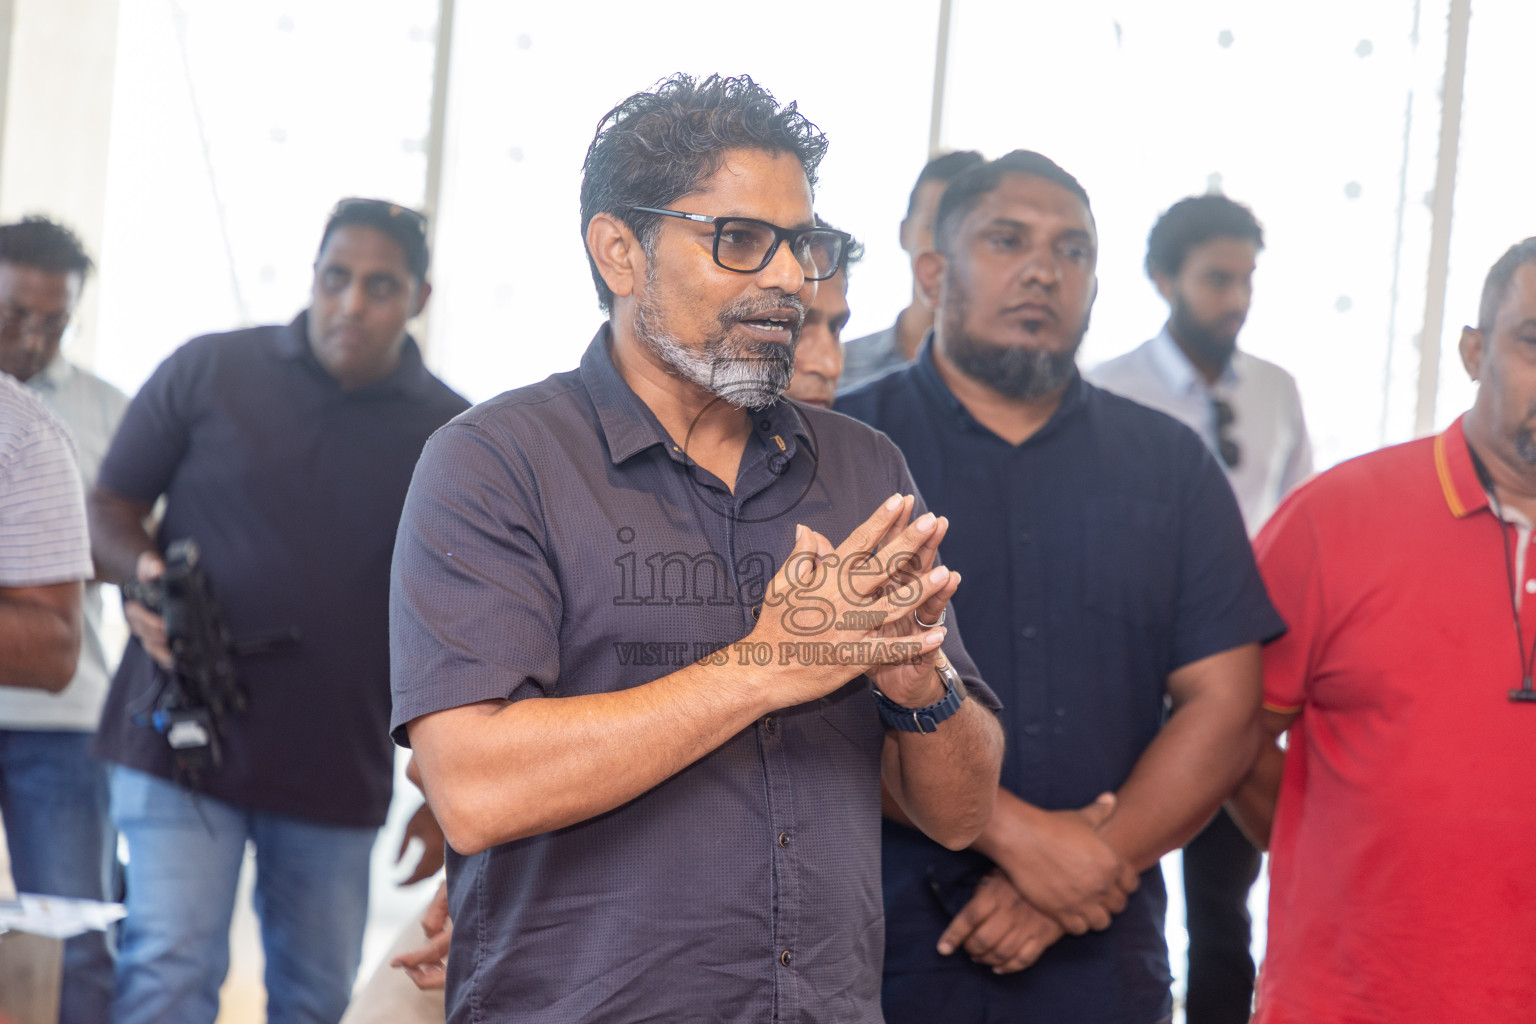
[124,539,296,784]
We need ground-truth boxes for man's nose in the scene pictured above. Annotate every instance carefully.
[1018,247,1060,287]
[342,281,369,316]
[19,323,49,351]
[758,239,809,295]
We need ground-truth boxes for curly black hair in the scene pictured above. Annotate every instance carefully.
[0,216,93,278]
[1144,194,1264,281]
[579,74,829,312]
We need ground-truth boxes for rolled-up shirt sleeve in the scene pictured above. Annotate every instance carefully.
[390,420,563,743]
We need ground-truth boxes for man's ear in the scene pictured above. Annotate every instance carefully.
[914,250,946,311]
[412,280,433,319]
[899,216,916,257]
[1459,325,1486,382]
[586,212,643,301]
[1150,269,1176,306]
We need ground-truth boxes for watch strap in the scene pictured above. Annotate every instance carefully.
[873,659,964,733]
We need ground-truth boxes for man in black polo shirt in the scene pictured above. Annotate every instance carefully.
[88,199,468,1024]
[390,74,1004,1024]
[837,151,1283,1024]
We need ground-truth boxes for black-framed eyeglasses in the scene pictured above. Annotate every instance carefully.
[1213,398,1242,469]
[627,206,851,282]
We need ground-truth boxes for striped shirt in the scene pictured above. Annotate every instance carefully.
[0,372,92,587]
[1,357,130,727]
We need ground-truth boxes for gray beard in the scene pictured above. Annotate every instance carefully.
[633,286,799,411]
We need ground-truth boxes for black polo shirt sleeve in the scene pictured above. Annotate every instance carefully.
[96,339,202,504]
[391,419,563,744]
[1169,435,1287,671]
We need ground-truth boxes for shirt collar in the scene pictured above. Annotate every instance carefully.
[276,308,438,400]
[912,331,1087,442]
[28,354,73,393]
[579,324,815,468]
[1435,415,1490,518]
[1149,326,1241,394]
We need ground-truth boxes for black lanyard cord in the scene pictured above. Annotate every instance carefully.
[1469,447,1536,702]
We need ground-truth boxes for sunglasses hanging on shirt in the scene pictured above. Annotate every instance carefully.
[1212,398,1242,469]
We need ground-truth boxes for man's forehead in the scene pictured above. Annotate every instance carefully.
[1187,236,1259,269]
[0,261,81,301]
[810,277,850,317]
[682,149,814,222]
[317,224,411,271]
[970,172,1095,237]
[1497,262,1536,325]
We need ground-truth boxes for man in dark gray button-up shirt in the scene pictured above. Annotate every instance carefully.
[390,74,1005,1024]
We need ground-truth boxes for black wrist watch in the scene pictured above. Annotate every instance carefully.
[873,659,965,733]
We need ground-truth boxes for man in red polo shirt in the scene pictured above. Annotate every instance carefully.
[1231,237,1536,1022]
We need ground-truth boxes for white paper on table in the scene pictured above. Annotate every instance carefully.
[0,893,127,939]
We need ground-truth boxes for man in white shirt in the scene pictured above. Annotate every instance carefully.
[0,216,127,1024]
[1088,194,1311,1024]
[1092,196,1310,533]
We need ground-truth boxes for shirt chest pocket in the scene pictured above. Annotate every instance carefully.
[1081,496,1179,626]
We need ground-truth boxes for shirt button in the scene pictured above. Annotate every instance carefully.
[759,419,772,431]
[1021,625,1038,640]
[778,832,790,848]
[780,950,792,967]
[1526,580,1536,595]
[1023,723,1043,736]
[763,717,776,734]
[750,603,762,620]
[1018,530,1031,544]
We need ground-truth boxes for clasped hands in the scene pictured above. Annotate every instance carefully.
[740,492,962,709]
[937,793,1140,974]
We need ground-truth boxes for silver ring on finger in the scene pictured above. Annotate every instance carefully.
[913,607,947,630]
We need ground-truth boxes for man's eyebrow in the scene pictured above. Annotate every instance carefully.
[1512,317,1536,334]
[720,212,816,230]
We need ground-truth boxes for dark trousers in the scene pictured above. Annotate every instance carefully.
[1182,808,1261,1024]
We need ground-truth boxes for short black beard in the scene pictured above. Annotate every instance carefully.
[941,282,1085,400]
[1169,297,1238,374]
